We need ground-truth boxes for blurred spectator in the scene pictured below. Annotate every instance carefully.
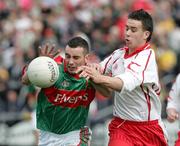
[166,73,180,146]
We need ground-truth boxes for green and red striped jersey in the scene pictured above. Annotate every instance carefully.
[36,56,95,134]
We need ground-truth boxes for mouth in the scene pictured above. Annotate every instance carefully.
[125,39,130,45]
[67,66,76,72]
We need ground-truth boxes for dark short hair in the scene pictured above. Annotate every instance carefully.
[128,9,153,42]
[67,36,89,54]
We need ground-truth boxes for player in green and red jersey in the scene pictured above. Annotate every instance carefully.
[21,36,103,146]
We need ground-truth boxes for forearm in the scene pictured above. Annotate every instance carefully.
[97,75,123,92]
[90,81,113,98]
[78,65,123,92]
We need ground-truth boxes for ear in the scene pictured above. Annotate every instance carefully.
[144,31,150,40]
[85,54,90,64]
[85,53,100,64]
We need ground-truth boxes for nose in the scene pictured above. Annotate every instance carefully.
[68,58,74,65]
[126,29,131,36]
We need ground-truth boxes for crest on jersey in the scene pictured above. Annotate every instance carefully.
[61,80,70,88]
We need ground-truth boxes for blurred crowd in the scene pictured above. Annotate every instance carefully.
[0,0,180,142]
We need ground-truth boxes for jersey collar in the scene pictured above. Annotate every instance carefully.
[124,43,151,59]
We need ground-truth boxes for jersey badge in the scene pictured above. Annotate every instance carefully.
[61,80,70,88]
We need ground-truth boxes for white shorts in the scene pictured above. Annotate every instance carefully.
[38,130,81,146]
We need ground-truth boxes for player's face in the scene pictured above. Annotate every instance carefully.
[65,46,88,74]
[125,19,150,51]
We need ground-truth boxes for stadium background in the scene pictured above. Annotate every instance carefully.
[0,0,180,145]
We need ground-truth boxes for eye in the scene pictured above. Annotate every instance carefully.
[126,26,129,31]
[73,56,80,60]
[131,27,137,33]
[65,54,70,59]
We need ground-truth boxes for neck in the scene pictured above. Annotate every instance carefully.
[130,43,148,52]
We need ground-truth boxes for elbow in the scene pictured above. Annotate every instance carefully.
[100,88,113,98]
[96,89,113,99]
[112,77,123,92]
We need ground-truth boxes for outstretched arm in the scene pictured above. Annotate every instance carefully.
[90,73,123,92]
[77,65,124,97]
[89,81,113,98]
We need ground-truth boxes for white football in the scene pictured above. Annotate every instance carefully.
[27,56,59,88]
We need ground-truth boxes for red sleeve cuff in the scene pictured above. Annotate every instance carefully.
[22,65,28,76]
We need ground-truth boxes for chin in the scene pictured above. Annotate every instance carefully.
[125,43,131,47]
[68,70,76,74]
[70,72,76,75]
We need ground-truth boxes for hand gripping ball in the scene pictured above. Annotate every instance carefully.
[27,56,59,88]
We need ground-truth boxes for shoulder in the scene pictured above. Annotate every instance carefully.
[54,56,64,64]
[136,48,156,62]
[114,47,126,54]
[101,47,125,66]
[109,47,125,59]
[139,48,155,56]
